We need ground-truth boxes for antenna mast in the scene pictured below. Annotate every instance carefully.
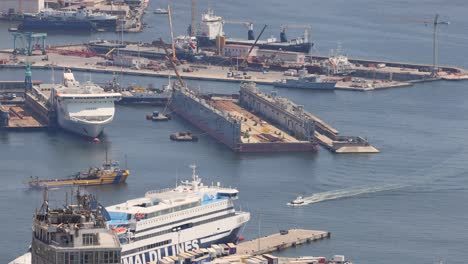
[191,0,197,36]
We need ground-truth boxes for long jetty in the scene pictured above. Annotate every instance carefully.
[236,229,331,256]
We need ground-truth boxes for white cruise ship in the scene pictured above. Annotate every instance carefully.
[106,165,250,264]
[9,165,250,264]
[51,70,121,138]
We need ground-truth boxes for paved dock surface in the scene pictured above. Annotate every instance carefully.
[211,99,301,144]
[236,229,330,255]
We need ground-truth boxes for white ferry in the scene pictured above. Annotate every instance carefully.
[107,165,250,264]
[49,70,121,138]
[9,165,250,264]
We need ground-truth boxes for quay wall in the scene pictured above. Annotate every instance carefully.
[351,69,433,82]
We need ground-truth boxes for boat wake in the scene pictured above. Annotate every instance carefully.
[287,184,406,207]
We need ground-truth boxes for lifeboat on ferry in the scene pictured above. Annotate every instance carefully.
[135,213,145,220]
[112,227,127,234]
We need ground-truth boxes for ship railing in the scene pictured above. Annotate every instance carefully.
[145,187,174,196]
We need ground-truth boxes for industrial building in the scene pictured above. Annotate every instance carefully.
[0,0,44,14]
[223,44,258,58]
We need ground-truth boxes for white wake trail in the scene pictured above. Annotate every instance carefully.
[288,184,406,207]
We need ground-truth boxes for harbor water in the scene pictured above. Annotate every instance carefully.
[1,0,468,263]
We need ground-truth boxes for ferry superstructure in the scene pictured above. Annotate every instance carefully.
[106,165,250,264]
[9,191,122,264]
[20,8,118,31]
[48,70,121,138]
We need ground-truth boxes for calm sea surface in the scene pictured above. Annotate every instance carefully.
[1,1,467,263]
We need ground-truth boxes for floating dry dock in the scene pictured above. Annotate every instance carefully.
[239,83,379,153]
[170,85,317,153]
[236,229,331,255]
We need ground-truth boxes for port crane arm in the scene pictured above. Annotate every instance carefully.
[160,38,185,87]
[241,24,267,68]
[167,2,176,61]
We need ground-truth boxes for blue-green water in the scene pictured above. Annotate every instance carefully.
[1,1,468,263]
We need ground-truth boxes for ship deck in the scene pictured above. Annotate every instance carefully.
[210,99,302,144]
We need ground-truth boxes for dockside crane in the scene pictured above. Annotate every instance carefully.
[167,1,177,61]
[160,38,185,88]
[224,20,255,40]
[279,24,311,43]
[240,24,267,69]
[429,14,449,76]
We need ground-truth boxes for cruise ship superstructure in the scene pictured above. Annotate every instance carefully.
[48,70,121,138]
[106,165,250,264]
[26,191,121,264]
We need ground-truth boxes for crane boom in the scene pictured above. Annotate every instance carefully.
[160,38,185,87]
[167,3,176,60]
[241,24,267,68]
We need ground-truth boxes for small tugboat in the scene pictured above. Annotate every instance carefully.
[146,110,171,121]
[170,131,198,142]
[28,159,130,188]
[288,196,305,206]
[154,8,168,14]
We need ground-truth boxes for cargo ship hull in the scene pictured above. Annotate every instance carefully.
[197,36,313,53]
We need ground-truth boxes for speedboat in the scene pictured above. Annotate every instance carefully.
[288,196,305,206]
[154,8,168,14]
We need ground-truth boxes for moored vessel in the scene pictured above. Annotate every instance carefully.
[19,8,118,31]
[28,160,129,188]
[46,70,121,138]
[274,69,337,90]
[196,9,313,53]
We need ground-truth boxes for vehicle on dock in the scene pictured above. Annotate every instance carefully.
[170,131,199,142]
[288,196,305,206]
[146,111,171,121]
[154,8,169,14]
[28,160,130,188]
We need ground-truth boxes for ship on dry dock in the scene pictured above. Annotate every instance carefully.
[169,84,318,152]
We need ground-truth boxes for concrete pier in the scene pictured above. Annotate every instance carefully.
[236,229,331,255]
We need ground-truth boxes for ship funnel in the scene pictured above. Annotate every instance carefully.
[280,28,287,43]
[247,23,255,40]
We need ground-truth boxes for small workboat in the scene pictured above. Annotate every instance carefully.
[288,196,305,206]
[146,111,171,121]
[154,8,168,14]
[28,160,130,188]
[170,132,198,142]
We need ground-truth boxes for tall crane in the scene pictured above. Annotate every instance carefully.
[240,24,267,68]
[224,20,255,40]
[430,14,449,76]
[167,1,176,61]
[190,0,197,37]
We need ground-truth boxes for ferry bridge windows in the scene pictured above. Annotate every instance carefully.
[82,233,97,246]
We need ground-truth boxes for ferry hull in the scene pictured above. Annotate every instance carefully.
[19,19,95,31]
[57,113,109,138]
